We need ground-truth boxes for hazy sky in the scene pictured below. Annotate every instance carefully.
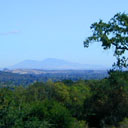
[0,0,128,67]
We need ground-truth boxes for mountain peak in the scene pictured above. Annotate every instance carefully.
[8,58,109,70]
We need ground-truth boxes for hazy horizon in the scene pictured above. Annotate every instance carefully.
[6,58,111,70]
[0,0,128,68]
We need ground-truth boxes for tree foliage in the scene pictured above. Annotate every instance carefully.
[0,72,128,128]
[84,12,128,69]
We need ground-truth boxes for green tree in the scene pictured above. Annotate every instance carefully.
[83,71,128,128]
[84,12,128,69]
[53,82,70,103]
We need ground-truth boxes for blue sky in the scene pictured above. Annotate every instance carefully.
[0,0,128,68]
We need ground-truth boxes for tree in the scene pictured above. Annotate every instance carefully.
[84,12,128,69]
[83,72,128,127]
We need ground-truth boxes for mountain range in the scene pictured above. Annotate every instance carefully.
[8,58,109,70]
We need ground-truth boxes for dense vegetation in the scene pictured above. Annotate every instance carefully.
[0,71,128,128]
[0,70,107,86]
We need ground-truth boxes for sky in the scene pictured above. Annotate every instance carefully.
[0,0,128,68]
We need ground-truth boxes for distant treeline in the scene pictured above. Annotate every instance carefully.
[0,71,128,127]
[0,70,107,86]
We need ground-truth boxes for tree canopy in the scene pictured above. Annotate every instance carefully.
[84,12,128,69]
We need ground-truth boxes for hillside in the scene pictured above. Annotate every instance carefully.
[0,70,108,86]
[8,58,109,70]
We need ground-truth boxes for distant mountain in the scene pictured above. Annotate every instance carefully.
[8,58,109,70]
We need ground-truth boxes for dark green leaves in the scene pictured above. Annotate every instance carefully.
[84,12,128,69]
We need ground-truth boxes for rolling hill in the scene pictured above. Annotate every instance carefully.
[8,58,109,70]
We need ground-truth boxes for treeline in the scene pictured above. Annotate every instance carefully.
[0,70,107,86]
[0,71,128,127]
